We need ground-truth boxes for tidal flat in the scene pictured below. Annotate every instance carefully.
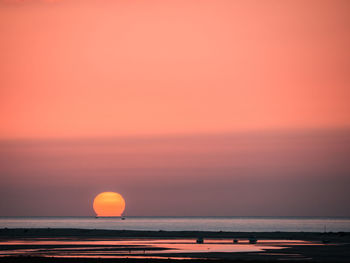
[0,228,349,262]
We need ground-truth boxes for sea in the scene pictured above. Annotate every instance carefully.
[1,217,350,232]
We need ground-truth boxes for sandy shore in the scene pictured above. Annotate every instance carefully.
[1,228,349,240]
[0,228,349,262]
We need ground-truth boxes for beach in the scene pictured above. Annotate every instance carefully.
[0,228,349,262]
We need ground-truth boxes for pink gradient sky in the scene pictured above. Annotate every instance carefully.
[0,0,349,216]
[1,0,349,139]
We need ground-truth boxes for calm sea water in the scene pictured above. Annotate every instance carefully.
[1,217,350,232]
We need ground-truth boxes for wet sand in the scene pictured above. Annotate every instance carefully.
[1,228,349,240]
[0,228,349,262]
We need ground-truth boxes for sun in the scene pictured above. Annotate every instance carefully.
[93,192,126,217]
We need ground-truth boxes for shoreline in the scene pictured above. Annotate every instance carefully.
[1,228,349,241]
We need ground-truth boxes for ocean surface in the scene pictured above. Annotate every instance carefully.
[1,217,350,232]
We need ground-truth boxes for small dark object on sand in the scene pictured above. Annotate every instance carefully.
[249,237,257,244]
[196,237,204,244]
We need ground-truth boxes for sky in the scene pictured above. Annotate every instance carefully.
[0,0,349,216]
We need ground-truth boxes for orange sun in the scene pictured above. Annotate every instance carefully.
[93,192,126,217]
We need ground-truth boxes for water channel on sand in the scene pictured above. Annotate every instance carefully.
[0,238,317,259]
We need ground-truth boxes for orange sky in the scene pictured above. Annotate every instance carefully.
[1,0,349,139]
[1,1,350,217]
